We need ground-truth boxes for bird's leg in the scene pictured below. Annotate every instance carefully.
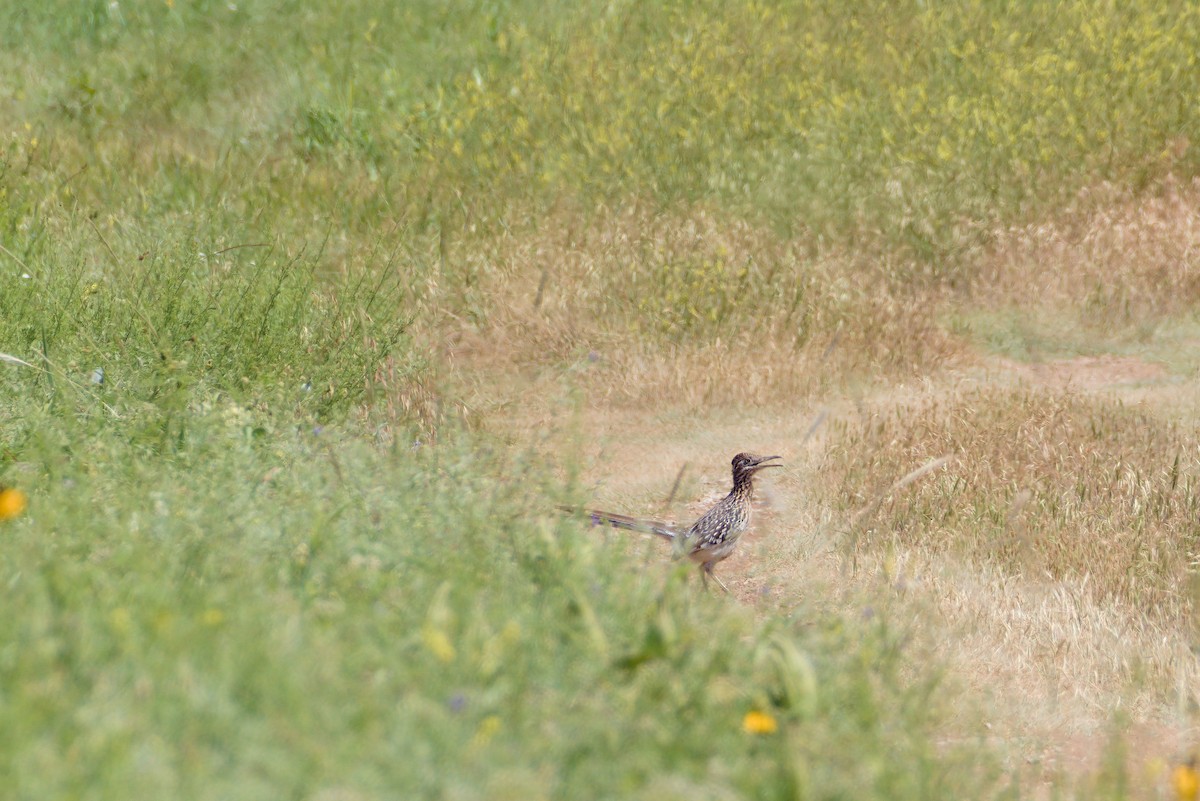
[703,563,730,594]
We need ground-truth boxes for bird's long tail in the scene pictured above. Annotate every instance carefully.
[556,505,679,541]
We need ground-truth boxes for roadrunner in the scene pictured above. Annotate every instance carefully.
[563,453,782,592]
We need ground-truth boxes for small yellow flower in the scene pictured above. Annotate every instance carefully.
[1175,758,1199,801]
[201,609,225,627]
[0,488,27,520]
[742,710,778,735]
[470,715,501,749]
[422,625,456,663]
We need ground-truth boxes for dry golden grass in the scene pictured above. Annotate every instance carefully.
[800,380,1200,768]
[824,386,1200,622]
[792,539,1196,798]
[979,176,1200,330]
[421,203,961,413]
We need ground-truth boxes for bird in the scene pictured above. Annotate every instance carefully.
[561,452,782,592]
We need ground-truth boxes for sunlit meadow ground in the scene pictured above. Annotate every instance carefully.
[3,1,1200,798]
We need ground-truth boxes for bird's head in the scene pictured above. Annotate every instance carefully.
[731,453,782,484]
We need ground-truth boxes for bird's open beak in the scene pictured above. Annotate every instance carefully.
[752,455,783,470]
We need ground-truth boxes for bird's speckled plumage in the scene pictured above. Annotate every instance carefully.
[563,452,782,591]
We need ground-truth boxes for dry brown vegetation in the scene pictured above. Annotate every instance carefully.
[981,177,1200,327]
[827,387,1200,620]
[416,203,961,417]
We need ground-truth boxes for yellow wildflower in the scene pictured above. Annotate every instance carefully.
[1175,758,1199,801]
[470,715,501,749]
[422,625,456,663]
[742,710,778,735]
[0,488,27,520]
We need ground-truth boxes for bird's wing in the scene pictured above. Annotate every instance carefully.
[557,505,679,541]
[677,518,708,556]
[676,500,735,557]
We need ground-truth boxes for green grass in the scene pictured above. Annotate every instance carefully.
[6,1,1200,279]
[4,0,1198,796]
[951,306,1200,378]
